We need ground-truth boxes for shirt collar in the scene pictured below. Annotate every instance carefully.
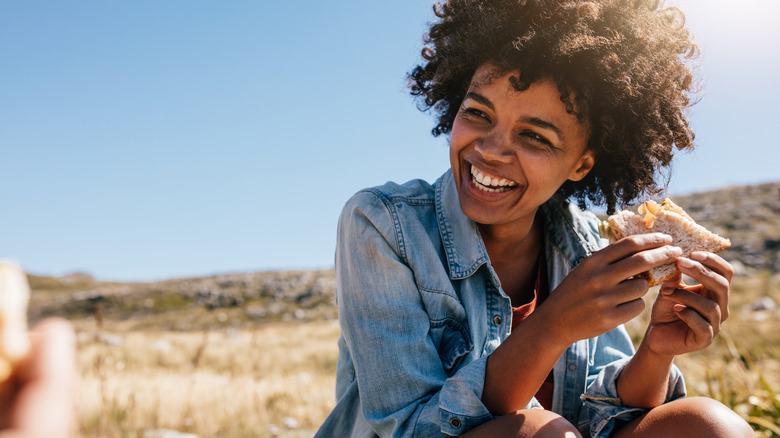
[435,170,492,280]
[434,169,601,280]
[539,195,604,267]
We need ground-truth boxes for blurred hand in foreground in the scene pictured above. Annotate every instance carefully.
[0,318,76,438]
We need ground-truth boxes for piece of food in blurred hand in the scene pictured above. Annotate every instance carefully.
[0,261,31,382]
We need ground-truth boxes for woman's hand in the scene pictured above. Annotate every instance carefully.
[541,233,682,347]
[0,318,77,438]
[486,233,682,414]
[643,251,733,357]
[615,251,732,408]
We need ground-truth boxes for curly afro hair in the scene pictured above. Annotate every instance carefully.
[409,0,700,213]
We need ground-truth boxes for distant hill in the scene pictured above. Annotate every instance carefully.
[670,181,780,274]
[28,181,780,330]
[28,269,337,330]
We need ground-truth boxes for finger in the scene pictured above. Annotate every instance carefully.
[690,252,734,282]
[608,244,682,284]
[673,304,716,347]
[16,319,75,382]
[9,318,76,438]
[662,287,722,331]
[598,233,674,264]
[659,273,684,292]
[614,277,652,303]
[676,257,730,320]
[615,297,647,323]
[599,279,649,325]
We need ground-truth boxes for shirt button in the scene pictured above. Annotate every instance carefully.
[568,363,578,372]
[493,315,502,325]
[450,417,462,429]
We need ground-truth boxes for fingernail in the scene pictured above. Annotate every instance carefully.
[674,304,687,312]
[690,252,707,261]
[678,257,694,269]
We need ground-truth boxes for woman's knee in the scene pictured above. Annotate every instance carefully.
[617,397,754,438]
[462,409,582,438]
[674,397,754,437]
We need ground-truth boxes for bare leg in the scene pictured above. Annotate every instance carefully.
[612,397,754,438]
[461,409,582,438]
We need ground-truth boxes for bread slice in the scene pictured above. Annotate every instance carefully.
[0,262,30,382]
[604,199,731,286]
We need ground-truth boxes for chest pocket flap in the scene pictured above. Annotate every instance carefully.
[419,286,474,376]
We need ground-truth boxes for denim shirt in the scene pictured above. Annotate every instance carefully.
[315,170,685,438]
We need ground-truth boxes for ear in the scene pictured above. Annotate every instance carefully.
[568,150,595,182]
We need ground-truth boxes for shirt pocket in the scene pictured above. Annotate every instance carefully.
[419,286,474,377]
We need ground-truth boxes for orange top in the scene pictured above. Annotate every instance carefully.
[511,256,554,410]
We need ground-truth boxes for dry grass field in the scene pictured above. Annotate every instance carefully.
[70,271,780,437]
[75,320,340,437]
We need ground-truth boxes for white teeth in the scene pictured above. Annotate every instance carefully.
[471,167,484,184]
[469,165,517,192]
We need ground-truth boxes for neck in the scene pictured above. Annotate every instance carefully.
[479,211,544,306]
[479,210,543,265]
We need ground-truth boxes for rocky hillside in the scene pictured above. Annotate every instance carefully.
[671,181,780,274]
[28,181,780,330]
[28,269,337,330]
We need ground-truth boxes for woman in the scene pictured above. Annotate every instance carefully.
[316,0,754,436]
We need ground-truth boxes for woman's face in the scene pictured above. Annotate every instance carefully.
[449,64,595,229]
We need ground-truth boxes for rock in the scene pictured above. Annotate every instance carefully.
[283,417,300,429]
[152,339,171,352]
[730,260,748,277]
[749,297,777,312]
[97,332,123,347]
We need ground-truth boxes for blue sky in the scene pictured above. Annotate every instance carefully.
[2,1,778,281]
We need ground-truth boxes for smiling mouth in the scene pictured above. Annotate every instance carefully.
[470,165,518,193]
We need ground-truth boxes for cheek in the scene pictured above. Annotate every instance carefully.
[448,124,469,165]
[448,122,466,151]
[522,157,573,189]
[448,138,459,171]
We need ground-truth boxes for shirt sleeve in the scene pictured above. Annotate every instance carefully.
[580,326,687,438]
[335,191,494,437]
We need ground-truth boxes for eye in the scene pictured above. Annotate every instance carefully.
[520,130,553,148]
[461,106,491,123]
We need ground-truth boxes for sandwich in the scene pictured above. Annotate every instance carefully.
[599,198,731,286]
[0,262,31,383]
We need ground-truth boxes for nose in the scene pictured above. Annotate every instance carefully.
[474,130,514,163]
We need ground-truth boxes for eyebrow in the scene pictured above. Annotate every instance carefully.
[464,92,494,111]
[522,117,564,140]
[464,92,564,140]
